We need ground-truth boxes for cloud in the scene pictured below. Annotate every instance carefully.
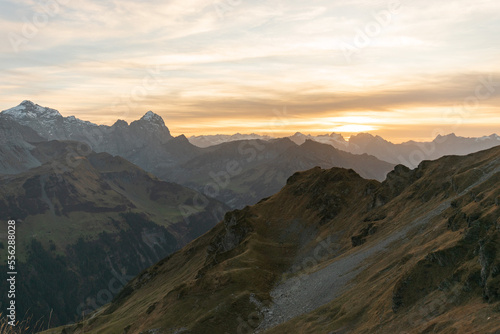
[0,0,499,141]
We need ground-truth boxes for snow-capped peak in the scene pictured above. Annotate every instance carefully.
[2,100,62,119]
[476,133,500,141]
[140,111,165,126]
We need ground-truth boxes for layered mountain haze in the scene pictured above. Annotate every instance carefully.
[3,100,499,212]
[287,131,349,148]
[46,145,500,334]
[189,131,500,168]
[0,140,227,327]
[160,138,394,208]
[189,133,275,148]
[1,101,394,209]
[348,132,500,167]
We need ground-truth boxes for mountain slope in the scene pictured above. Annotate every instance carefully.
[163,138,394,208]
[264,146,500,333]
[0,115,47,174]
[47,144,500,334]
[0,140,228,328]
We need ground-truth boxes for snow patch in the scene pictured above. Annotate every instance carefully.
[140,111,165,126]
[2,100,62,119]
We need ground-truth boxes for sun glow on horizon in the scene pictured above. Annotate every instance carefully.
[0,0,499,142]
[330,124,378,133]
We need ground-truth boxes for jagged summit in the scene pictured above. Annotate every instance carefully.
[112,119,129,127]
[482,133,500,140]
[140,110,165,126]
[2,100,62,119]
[0,102,176,165]
[349,132,385,141]
[2,102,169,131]
[132,110,171,141]
[20,100,35,107]
[434,132,500,142]
[433,133,458,141]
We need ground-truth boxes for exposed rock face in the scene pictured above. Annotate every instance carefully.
[2,100,99,141]
[351,223,378,247]
[1,101,183,174]
[391,169,500,314]
[201,209,254,275]
[214,211,253,253]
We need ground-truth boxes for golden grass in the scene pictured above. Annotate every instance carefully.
[0,312,48,334]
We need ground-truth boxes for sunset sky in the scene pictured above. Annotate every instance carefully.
[1,0,499,142]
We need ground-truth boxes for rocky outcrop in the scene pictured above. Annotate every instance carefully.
[392,187,500,313]
[351,223,378,247]
[204,210,254,264]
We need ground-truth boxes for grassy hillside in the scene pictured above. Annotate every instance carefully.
[0,141,228,330]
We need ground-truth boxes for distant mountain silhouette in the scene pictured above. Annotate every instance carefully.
[189,132,274,148]
[188,131,500,168]
[161,138,394,208]
[348,132,500,167]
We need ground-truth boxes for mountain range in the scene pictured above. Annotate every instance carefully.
[44,144,500,334]
[1,101,200,175]
[159,138,394,208]
[189,131,500,168]
[188,133,274,148]
[4,101,498,209]
[1,101,394,209]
